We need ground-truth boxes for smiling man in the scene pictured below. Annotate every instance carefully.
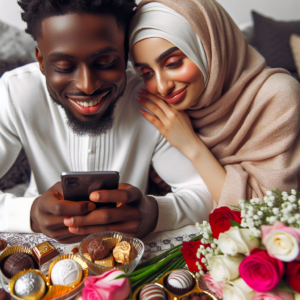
[0,0,213,243]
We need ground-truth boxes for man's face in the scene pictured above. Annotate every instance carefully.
[36,13,126,135]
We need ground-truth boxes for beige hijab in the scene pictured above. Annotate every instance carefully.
[136,0,300,206]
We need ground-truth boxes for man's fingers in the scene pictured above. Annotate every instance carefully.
[43,227,77,242]
[64,205,141,227]
[68,220,141,236]
[39,197,96,216]
[55,234,89,244]
[89,184,143,206]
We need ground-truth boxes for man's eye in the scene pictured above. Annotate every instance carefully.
[95,60,116,69]
[54,65,75,73]
[166,58,183,69]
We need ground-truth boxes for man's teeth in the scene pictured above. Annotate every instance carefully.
[75,98,101,107]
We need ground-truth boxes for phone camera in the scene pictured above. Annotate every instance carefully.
[65,178,79,187]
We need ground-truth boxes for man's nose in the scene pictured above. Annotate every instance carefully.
[156,73,174,96]
[74,65,101,94]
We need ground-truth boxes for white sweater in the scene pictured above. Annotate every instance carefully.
[0,62,213,233]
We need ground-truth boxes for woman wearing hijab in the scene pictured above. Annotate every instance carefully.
[129,0,300,206]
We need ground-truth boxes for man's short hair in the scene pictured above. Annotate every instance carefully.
[18,0,136,41]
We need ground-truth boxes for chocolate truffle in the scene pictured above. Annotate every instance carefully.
[0,239,7,251]
[14,272,46,300]
[51,259,82,287]
[2,253,36,279]
[166,270,194,295]
[180,292,214,300]
[0,289,10,300]
[140,284,166,300]
[87,239,109,261]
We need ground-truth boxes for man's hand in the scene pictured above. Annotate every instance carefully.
[30,182,96,244]
[63,183,158,239]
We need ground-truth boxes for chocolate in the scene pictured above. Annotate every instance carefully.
[94,253,115,267]
[112,241,137,264]
[102,237,121,251]
[2,253,36,279]
[181,292,214,300]
[87,239,109,261]
[51,259,82,287]
[0,239,7,251]
[166,270,194,296]
[140,284,166,300]
[32,241,59,266]
[71,245,79,255]
[0,289,10,300]
[14,272,46,300]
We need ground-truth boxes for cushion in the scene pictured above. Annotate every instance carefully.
[290,34,300,78]
[0,21,35,190]
[252,10,300,72]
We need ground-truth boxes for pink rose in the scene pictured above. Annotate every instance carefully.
[253,289,294,300]
[239,249,285,292]
[82,270,130,300]
[202,274,224,299]
[261,221,300,262]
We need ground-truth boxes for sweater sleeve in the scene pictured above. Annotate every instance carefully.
[0,74,35,233]
[150,136,214,233]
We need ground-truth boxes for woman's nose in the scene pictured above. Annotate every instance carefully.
[156,73,174,96]
[74,65,101,95]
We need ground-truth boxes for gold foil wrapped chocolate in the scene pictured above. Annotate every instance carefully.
[82,253,92,262]
[113,241,137,264]
[102,237,121,251]
[94,253,115,267]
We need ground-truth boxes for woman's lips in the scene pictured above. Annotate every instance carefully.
[164,86,188,104]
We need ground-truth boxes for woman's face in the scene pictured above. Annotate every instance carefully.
[131,38,205,110]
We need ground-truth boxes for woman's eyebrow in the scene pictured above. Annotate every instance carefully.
[155,46,179,63]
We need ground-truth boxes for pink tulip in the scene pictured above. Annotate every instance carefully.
[82,270,130,300]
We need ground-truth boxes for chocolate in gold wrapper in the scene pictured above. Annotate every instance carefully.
[113,241,137,265]
[94,253,115,267]
[0,239,7,251]
[9,269,48,300]
[132,269,217,300]
[102,237,121,251]
[32,242,59,266]
[42,285,73,300]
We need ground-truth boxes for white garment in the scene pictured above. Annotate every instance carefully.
[0,62,213,233]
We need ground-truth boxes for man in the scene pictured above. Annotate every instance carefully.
[0,0,213,243]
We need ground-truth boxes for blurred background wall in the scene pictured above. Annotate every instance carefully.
[0,0,300,31]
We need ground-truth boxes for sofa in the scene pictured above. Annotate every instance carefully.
[0,10,300,194]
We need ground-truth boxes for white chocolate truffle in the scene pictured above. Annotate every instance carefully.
[51,259,82,287]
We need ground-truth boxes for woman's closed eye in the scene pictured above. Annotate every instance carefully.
[140,67,154,79]
[166,58,183,69]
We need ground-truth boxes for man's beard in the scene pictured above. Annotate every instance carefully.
[49,83,126,136]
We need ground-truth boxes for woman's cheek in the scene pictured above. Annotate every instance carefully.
[144,80,157,95]
[176,61,202,82]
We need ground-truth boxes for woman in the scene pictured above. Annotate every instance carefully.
[129,0,300,206]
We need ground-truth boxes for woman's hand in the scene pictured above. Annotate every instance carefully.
[136,89,201,157]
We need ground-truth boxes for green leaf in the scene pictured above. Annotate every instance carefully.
[276,280,295,293]
[114,274,129,280]
[230,220,242,228]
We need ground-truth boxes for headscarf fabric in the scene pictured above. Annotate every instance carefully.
[131,0,300,206]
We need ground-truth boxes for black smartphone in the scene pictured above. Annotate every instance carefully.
[61,171,119,209]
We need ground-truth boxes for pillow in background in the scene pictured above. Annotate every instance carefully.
[252,11,300,72]
[290,34,300,79]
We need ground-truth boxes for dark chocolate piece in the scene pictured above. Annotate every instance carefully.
[0,289,10,300]
[180,292,214,300]
[14,272,46,300]
[140,284,166,300]
[2,253,36,279]
[166,270,194,296]
[0,239,7,251]
[87,239,109,261]
[32,241,59,266]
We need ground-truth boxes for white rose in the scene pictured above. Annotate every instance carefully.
[295,293,300,300]
[207,254,244,282]
[218,227,259,256]
[263,229,299,262]
[223,278,254,300]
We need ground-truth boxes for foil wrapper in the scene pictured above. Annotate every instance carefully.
[48,254,88,290]
[42,286,73,300]
[113,241,137,265]
[8,269,48,300]
[132,269,217,300]
[94,253,115,267]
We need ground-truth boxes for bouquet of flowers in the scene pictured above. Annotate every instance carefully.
[180,190,300,300]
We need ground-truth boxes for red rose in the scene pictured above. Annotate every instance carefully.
[286,260,300,293]
[181,240,208,272]
[239,249,285,292]
[209,206,242,239]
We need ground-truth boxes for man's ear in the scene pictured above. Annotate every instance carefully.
[35,46,45,75]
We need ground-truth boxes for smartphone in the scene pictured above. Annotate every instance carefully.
[61,171,119,208]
